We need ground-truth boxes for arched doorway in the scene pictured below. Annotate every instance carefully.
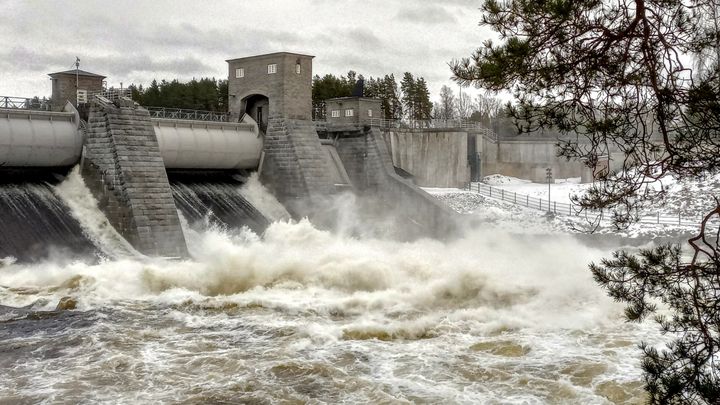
[243,94,269,133]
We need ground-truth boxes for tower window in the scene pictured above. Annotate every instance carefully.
[267,63,277,74]
[345,109,354,117]
[235,68,244,78]
[331,110,340,118]
[368,109,373,117]
[295,63,301,74]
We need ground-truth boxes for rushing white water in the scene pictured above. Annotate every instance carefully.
[0,170,661,404]
[53,167,141,259]
[237,172,291,222]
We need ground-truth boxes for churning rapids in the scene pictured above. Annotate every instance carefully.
[0,169,660,404]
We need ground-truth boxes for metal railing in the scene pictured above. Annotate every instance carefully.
[467,182,713,227]
[87,88,133,101]
[316,117,499,139]
[146,107,230,122]
[0,96,51,111]
[364,118,491,131]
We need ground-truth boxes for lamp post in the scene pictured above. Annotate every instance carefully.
[75,57,80,106]
[546,167,553,215]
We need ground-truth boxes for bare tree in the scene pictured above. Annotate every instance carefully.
[436,85,457,119]
[454,90,473,120]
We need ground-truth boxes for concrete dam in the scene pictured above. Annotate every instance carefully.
[0,52,456,261]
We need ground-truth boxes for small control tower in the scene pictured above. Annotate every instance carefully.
[325,97,382,126]
[48,69,105,110]
[226,52,314,130]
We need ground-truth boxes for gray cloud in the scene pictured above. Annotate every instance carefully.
[395,5,458,24]
[2,0,493,101]
[0,47,215,81]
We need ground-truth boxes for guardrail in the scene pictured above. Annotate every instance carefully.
[0,96,51,110]
[146,107,230,122]
[468,182,711,227]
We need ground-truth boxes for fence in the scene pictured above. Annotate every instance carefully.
[467,182,711,227]
[146,107,230,122]
[0,96,51,111]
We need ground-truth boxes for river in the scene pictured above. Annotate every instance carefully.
[0,171,660,404]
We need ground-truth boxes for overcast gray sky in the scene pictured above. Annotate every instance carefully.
[2,0,495,102]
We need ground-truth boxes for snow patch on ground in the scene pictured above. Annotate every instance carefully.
[482,175,589,205]
[424,171,719,239]
[482,174,532,185]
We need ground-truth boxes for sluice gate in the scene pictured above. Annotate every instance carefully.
[0,109,83,167]
[0,102,269,260]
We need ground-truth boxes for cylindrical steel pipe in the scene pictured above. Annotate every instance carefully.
[0,110,82,167]
[154,119,263,170]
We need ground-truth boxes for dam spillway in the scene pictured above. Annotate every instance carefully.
[0,98,456,259]
[0,100,269,260]
[0,54,458,260]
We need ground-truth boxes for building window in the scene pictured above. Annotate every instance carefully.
[235,68,244,78]
[267,63,277,74]
[345,109,354,117]
[331,110,340,118]
[367,109,373,117]
[76,89,88,104]
[295,63,301,74]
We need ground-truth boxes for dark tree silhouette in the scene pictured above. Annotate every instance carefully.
[129,78,228,112]
[452,0,720,402]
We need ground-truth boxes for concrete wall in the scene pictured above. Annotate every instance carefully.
[383,129,469,188]
[479,135,594,182]
[380,127,595,185]
[334,127,457,238]
[82,97,188,257]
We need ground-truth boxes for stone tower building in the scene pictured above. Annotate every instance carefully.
[226,52,314,130]
[48,69,105,110]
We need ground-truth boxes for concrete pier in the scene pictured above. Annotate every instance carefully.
[82,97,188,257]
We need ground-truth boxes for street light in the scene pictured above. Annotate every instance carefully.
[546,167,553,216]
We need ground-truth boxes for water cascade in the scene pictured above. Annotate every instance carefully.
[0,171,96,262]
[169,171,270,234]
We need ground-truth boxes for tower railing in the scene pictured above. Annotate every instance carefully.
[87,88,133,101]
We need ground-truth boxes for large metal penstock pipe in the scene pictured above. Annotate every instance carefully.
[154,117,263,170]
[0,111,264,170]
[0,109,83,167]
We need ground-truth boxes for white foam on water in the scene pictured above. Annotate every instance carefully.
[53,167,141,259]
[237,172,291,222]
[0,218,625,330]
